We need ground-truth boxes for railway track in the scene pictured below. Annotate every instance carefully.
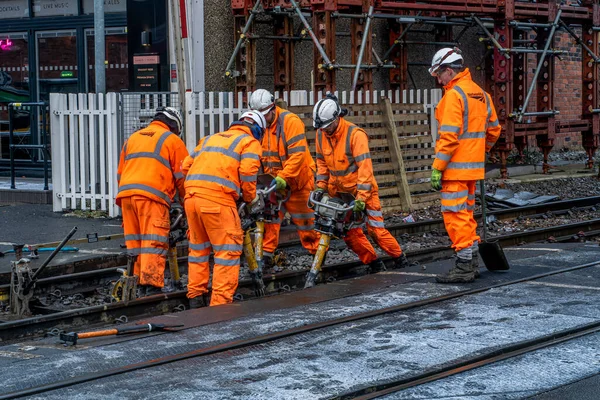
[2,197,600,343]
[2,259,599,399]
[1,216,600,343]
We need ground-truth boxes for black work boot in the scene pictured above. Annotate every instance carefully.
[188,294,208,309]
[142,285,163,296]
[393,253,409,269]
[471,253,481,278]
[436,258,475,283]
[369,259,387,273]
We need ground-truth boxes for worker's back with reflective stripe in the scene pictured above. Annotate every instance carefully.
[433,68,500,181]
[117,121,189,207]
[184,124,262,207]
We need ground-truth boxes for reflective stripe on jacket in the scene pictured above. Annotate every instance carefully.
[433,68,502,181]
[315,118,377,201]
[116,121,189,207]
[182,124,262,207]
[261,106,316,191]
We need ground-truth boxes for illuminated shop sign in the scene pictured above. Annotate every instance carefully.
[0,40,14,51]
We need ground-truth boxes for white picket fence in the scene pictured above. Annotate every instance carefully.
[50,89,442,216]
[50,93,121,217]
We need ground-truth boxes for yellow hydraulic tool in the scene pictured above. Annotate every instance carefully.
[239,177,289,297]
[111,253,139,303]
[305,192,365,288]
[167,205,187,291]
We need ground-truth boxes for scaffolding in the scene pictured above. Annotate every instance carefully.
[226,0,600,178]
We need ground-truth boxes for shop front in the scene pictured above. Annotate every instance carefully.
[0,0,128,172]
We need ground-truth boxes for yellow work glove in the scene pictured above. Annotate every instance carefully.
[431,169,442,191]
[272,176,287,191]
[353,199,366,212]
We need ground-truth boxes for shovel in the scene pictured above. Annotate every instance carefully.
[478,180,510,271]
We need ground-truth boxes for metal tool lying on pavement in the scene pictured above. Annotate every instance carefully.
[239,176,290,297]
[305,192,365,288]
[60,323,184,346]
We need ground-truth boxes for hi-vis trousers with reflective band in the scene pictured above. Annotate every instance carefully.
[263,187,320,257]
[121,195,170,287]
[440,180,480,254]
[344,190,402,264]
[185,196,244,306]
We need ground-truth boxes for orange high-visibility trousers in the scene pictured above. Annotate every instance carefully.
[344,227,379,265]
[263,187,320,257]
[441,180,480,253]
[121,195,170,288]
[364,191,403,258]
[185,196,244,306]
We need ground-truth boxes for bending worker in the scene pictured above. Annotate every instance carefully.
[249,89,320,267]
[182,111,264,308]
[428,47,501,283]
[312,94,409,272]
[116,107,189,296]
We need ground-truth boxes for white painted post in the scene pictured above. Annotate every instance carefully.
[50,93,64,212]
[184,91,196,151]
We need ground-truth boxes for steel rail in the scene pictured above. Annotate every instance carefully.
[2,260,599,400]
[2,216,600,343]
[347,318,600,399]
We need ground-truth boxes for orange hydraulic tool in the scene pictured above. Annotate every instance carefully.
[60,323,184,346]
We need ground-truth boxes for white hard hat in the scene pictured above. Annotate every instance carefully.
[154,106,183,133]
[240,110,267,130]
[429,47,464,76]
[249,89,275,115]
[313,95,343,129]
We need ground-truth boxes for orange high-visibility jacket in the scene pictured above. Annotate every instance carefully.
[116,121,189,207]
[432,68,502,181]
[182,124,262,207]
[315,118,377,202]
[261,106,316,191]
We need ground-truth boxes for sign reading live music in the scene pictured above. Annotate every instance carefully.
[133,54,160,92]
[32,0,77,16]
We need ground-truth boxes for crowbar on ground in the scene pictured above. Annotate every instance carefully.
[60,323,185,345]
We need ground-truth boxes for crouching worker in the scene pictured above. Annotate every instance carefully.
[116,107,189,296]
[182,111,264,307]
[312,94,409,272]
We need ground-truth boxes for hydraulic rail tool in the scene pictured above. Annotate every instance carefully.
[167,204,188,291]
[305,192,365,288]
[239,175,289,297]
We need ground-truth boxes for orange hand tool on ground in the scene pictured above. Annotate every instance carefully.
[60,323,184,345]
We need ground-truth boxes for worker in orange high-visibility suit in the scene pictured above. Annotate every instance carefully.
[429,47,502,283]
[249,89,320,267]
[312,94,409,273]
[182,111,264,308]
[116,107,189,296]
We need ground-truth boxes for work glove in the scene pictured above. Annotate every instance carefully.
[313,188,326,202]
[272,176,287,191]
[430,169,442,191]
[353,199,366,212]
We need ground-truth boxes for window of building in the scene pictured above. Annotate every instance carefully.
[33,0,78,17]
[0,0,29,19]
[86,27,129,92]
[36,30,78,102]
[0,32,30,160]
[82,0,127,14]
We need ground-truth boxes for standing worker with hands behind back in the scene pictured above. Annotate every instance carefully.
[428,47,501,283]
[182,111,264,308]
[116,107,189,296]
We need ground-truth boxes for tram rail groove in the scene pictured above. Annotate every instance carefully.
[2,218,600,342]
[346,318,600,399]
[2,260,599,400]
